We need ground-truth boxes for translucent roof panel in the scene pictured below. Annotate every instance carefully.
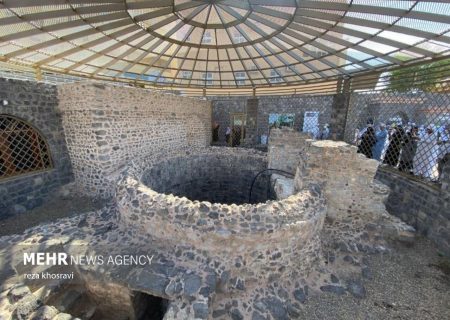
[0,0,449,88]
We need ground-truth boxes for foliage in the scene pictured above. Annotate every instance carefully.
[388,57,450,92]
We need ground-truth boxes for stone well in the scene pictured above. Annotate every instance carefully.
[141,147,272,205]
[116,147,326,287]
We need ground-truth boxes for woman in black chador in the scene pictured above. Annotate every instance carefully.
[357,126,377,158]
[383,125,405,166]
[399,126,419,173]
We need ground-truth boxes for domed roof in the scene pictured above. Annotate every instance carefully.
[0,0,449,88]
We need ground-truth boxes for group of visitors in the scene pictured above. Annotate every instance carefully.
[355,119,450,181]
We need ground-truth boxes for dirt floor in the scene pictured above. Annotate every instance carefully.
[0,195,106,237]
[298,238,450,320]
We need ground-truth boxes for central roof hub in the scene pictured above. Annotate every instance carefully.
[126,0,296,49]
[174,0,252,29]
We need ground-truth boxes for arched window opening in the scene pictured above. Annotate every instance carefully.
[0,115,52,180]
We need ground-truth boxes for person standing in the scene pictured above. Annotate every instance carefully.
[399,126,419,173]
[437,124,450,180]
[356,119,374,144]
[414,126,439,180]
[372,123,388,161]
[319,123,330,140]
[225,126,231,145]
[357,126,377,158]
[212,121,220,142]
[383,125,404,167]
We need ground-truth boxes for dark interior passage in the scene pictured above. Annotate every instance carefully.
[134,292,169,320]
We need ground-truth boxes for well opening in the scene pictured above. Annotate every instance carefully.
[141,150,275,205]
[133,292,169,320]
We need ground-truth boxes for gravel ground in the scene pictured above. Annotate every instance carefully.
[297,238,450,320]
[0,195,106,237]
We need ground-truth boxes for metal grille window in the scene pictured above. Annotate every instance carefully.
[0,115,52,180]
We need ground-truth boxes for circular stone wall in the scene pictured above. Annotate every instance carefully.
[141,148,273,205]
[116,147,326,287]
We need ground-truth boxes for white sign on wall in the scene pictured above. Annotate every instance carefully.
[303,111,320,138]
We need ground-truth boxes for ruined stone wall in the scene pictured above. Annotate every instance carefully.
[376,165,450,256]
[294,140,384,222]
[268,128,311,174]
[57,83,212,198]
[0,78,73,216]
[289,135,413,253]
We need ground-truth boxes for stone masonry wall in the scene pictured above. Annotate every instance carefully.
[376,165,450,256]
[142,149,272,205]
[212,95,335,145]
[211,98,245,143]
[57,83,211,198]
[268,128,311,174]
[257,95,334,142]
[116,147,326,319]
[0,78,73,217]
[292,136,414,253]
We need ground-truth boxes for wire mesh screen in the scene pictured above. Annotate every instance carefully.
[0,115,52,179]
[344,60,450,183]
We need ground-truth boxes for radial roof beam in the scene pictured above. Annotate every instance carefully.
[63,29,147,72]
[1,0,124,7]
[249,0,297,6]
[287,23,383,69]
[296,0,450,24]
[243,19,306,80]
[0,0,448,88]
[113,38,165,76]
[92,35,155,76]
[126,0,179,10]
[293,14,437,57]
[235,24,288,84]
[0,11,130,42]
[36,24,140,66]
[121,6,208,79]
[294,9,450,46]
[247,12,350,75]
[216,7,256,87]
